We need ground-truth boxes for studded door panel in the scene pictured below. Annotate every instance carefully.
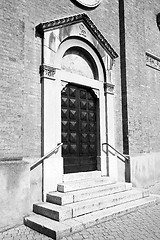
[61,84,98,173]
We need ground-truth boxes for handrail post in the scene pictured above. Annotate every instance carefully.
[102,142,131,183]
[125,155,131,183]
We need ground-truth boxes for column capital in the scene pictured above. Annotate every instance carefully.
[104,82,115,95]
[39,65,56,81]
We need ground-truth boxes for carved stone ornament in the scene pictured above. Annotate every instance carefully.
[104,82,115,95]
[39,65,56,81]
[74,0,102,8]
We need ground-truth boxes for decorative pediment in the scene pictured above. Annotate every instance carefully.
[36,13,118,59]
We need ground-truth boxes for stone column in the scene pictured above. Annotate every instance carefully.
[40,65,63,199]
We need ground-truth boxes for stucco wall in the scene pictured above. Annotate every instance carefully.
[0,160,30,231]
[131,153,160,188]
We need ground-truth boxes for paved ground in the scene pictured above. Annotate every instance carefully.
[1,183,160,240]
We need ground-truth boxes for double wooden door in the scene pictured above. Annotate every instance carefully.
[61,84,99,173]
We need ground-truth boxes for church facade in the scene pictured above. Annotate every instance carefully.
[1,0,160,231]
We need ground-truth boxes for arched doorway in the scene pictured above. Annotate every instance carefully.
[60,44,100,173]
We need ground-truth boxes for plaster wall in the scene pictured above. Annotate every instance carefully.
[131,152,160,188]
[0,160,30,231]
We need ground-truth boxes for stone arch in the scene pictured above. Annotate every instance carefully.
[54,37,105,81]
[61,46,98,80]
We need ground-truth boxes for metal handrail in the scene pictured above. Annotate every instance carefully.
[102,142,129,163]
[30,143,63,170]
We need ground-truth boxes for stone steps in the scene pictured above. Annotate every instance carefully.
[24,195,159,240]
[24,174,159,239]
[46,182,132,205]
[34,187,149,221]
[69,188,149,218]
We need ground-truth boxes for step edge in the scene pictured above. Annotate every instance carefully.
[58,178,116,192]
[72,195,159,228]
[46,183,133,205]
[67,189,147,208]
[72,183,133,200]
[71,190,149,217]
[33,202,72,212]
[25,195,159,239]
[33,203,73,222]
[58,176,114,186]
[24,214,71,240]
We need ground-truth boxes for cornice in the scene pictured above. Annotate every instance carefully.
[36,13,118,59]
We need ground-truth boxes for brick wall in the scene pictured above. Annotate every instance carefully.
[124,0,160,155]
[123,0,160,186]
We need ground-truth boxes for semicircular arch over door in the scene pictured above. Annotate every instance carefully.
[61,83,99,173]
[60,41,101,174]
[61,46,99,79]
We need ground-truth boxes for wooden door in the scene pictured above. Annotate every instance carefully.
[61,84,98,173]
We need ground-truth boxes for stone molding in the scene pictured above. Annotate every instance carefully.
[93,88,100,98]
[39,65,56,81]
[146,52,160,71]
[36,13,118,59]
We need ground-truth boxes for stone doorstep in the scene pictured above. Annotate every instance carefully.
[47,182,132,206]
[24,195,160,240]
[57,176,116,193]
[62,170,102,182]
